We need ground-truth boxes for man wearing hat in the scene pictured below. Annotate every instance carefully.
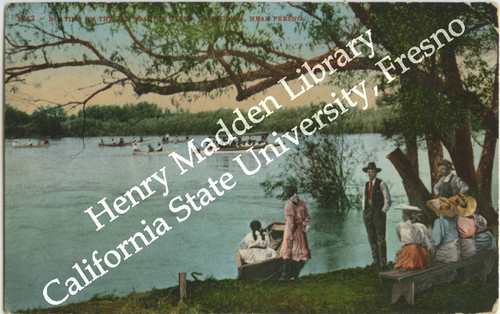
[433,159,469,198]
[362,162,391,267]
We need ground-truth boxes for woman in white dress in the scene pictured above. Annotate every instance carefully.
[394,208,435,270]
[239,220,277,264]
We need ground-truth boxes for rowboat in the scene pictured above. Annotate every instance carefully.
[198,132,283,155]
[99,139,154,147]
[13,140,50,148]
[237,221,285,280]
[132,149,177,156]
[162,135,191,144]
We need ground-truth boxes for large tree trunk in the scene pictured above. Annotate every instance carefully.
[476,62,499,225]
[425,132,443,191]
[386,147,436,226]
[440,51,480,199]
[405,135,419,172]
[476,128,498,223]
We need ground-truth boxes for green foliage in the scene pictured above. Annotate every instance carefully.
[261,134,360,210]
[30,106,67,138]
[5,102,395,138]
[4,104,31,138]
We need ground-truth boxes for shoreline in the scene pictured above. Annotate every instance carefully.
[16,262,499,313]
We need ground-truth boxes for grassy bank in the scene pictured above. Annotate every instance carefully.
[20,262,498,313]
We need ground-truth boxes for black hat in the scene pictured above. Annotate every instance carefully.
[362,162,381,173]
[438,159,454,170]
[286,185,298,197]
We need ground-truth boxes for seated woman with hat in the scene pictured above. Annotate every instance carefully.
[394,207,435,270]
[452,193,478,258]
[426,197,460,263]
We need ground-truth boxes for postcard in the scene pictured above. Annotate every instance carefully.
[3,2,498,312]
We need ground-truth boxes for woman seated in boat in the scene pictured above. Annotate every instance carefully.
[239,220,277,264]
[394,207,434,270]
[156,142,163,152]
[28,140,33,146]
[133,143,141,152]
[148,144,155,152]
[119,138,125,144]
[112,138,116,144]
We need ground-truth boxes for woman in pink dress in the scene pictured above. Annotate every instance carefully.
[279,186,311,280]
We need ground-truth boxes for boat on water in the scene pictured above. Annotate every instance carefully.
[198,131,283,155]
[13,140,50,148]
[237,221,285,280]
[162,134,191,144]
[132,149,177,156]
[99,138,154,147]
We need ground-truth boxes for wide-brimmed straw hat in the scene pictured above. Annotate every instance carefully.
[449,192,477,216]
[362,162,381,173]
[426,193,477,217]
[426,198,457,217]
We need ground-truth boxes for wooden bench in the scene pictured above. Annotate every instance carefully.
[379,250,497,305]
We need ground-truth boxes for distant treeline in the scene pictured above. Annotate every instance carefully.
[4,102,392,138]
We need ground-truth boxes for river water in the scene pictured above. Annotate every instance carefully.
[4,134,497,311]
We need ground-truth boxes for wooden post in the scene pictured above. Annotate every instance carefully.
[179,272,187,300]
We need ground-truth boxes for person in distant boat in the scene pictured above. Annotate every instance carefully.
[433,159,469,198]
[13,140,18,146]
[175,136,179,143]
[28,140,33,146]
[140,136,144,142]
[100,139,104,144]
[239,220,277,264]
[119,138,125,144]
[185,135,189,140]
[362,162,391,267]
[156,142,163,152]
[148,144,155,152]
[133,143,141,152]
[394,207,434,271]
[164,134,170,142]
[44,139,49,144]
[111,138,116,144]
[426,197,460,263]
[280,185,311,280]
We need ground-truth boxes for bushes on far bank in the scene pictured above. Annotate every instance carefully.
[5,102,393,138]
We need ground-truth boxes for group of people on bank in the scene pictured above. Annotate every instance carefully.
[238,158,496,281]
[390,159,496,270]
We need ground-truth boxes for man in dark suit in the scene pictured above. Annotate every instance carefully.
[362,162,391,267]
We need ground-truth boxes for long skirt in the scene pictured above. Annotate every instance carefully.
[434,238,460,263]
[473,231,497,251]
[394,244,430,270]
[459,237,476,258]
